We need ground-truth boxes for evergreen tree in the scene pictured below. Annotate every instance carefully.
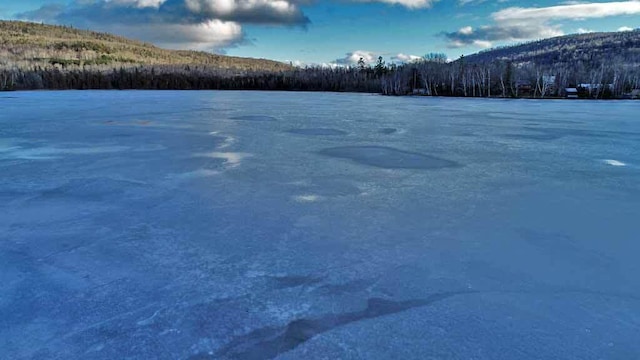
[357,57,366,71]
[374,56,386,76]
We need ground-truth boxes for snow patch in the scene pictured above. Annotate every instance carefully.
[603,159,626,167]
[294,195,322,203]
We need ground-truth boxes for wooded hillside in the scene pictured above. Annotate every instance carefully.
[463,30,640,67]
[0,20,291,72]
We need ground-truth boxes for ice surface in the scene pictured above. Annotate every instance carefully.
[1,91,639,360]
[287,128,348,136]
[319,146,460,169]
[231,115,278,121]
[379,128,398,134]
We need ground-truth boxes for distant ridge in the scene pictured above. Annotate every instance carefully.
[1,21,638,97]
[461,30,640,66]
[0,20,291,72]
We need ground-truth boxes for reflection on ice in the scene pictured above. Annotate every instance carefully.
[319,146,460,170]
[218,136,236,149]
[603,159,626,167]
[0,145,129,160]
[293,194,322,202]
[196,152,252,167]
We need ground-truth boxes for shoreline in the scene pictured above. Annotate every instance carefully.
[2,88,638,101]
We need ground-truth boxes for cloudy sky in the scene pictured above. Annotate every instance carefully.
[2,0,639,65]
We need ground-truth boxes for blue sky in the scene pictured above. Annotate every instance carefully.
[2,0,639,65]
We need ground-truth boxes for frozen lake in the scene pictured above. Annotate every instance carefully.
[1,91,639,359]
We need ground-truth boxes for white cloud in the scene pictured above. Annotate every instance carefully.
[352,0,437,9]
[157,20,244,50]
[444,22,563,48]
[183,0,307,23]
[493,1,640,22]
[287,60,305,67]
[443,1,640,48]
[112,0,167,8]
[472,39,493,48]
[284,60,342,68]
[618,26,634,31]
[577,27,595,33]
[458,0,486,6]
[458,26,474,35]
[335,50,379,65]
[392,53,423,63]
[98,19,244,51]
[18,0,311,51]
[333,51,423,66]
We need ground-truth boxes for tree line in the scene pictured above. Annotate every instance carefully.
[2,54,640,99]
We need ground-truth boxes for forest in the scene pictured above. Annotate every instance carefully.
[2,54,640,99]
[1,20,640,98]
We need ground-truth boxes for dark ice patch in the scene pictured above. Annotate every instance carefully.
[288,128,347,136]
[214,293,471,360]
[269,275,324,289]
[379,128,397,134]
[503,133,564,141]
[230,115,277,122]
[319,146,459,170]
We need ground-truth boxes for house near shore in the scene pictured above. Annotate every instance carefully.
[578,83,614,91]
[565,88,579,99]
[517,80,533,96]
[578,83,614,95]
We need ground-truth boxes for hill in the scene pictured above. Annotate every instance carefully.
[0,20,291,72]
[1,22,638,97]
[462,30,640,66]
